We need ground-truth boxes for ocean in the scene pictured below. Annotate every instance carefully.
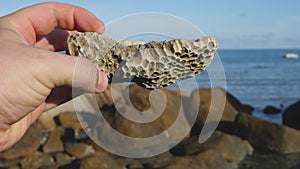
[190,49,300,124]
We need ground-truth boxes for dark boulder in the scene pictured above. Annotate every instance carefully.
[264,105,281,114]
[225,90,254,114]
[283,100,300,130]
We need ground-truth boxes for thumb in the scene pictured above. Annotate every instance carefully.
[42,52,108,94]
[72,57,108,93]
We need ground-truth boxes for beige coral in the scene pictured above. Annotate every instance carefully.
[67,32,217,89]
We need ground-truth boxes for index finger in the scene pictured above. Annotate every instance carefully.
[0,2,104,45]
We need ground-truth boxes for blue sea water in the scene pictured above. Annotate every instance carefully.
[194,49,300,123]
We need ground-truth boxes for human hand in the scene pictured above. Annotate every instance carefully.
[0,2,108,152]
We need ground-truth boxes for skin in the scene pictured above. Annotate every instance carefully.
[0,2,108,152]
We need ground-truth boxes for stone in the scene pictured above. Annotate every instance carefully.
[8,165,20,169]
[151,150,235,169]
[192,150,238,169]
[241,104,255,114]
[80,152,123,169]
[172,89,191,98]
[20,152,54,169]
[60,128,76,143]
[188,88,239,135]
[95,84,130,111]
[55,153,72,166]
[92,85,191,156]
[58,111,82,130]
[43,126,64,153]
[95,85,114,108]
[2,123,43,160]
[67,32,217,89]
[171,131,253,163]
[65,142,95,159]
[290,163,300,169]
[74,129,88,140]
[138,151,174,166]
[86,139,110,155]
[117,158,143,169]
[110,85,190,139]
[225,90,254,114]
[239,150,300,169]
[283,100,300,130]
[263,105,281,114]
[0,158,19,169]
[235,112,300,153]
[37,113,57,131]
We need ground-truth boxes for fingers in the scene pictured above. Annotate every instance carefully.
[2,2,104,46]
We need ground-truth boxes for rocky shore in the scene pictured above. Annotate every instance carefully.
[1,84,300,169]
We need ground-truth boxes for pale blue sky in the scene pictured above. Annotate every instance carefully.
[1,1,300,49]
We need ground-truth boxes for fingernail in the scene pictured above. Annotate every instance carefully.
[96,71,108,93]
[96,27,105,34]
[96,24,105,34]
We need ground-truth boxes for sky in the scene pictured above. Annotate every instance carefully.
[1,0,300,49]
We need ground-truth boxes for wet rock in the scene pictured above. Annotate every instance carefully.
[263,105,281,114]
[55,153,72,166]
[2,123,43,160]
[43,126,64,153]
[20,152,54,169]
[65,143,94,159]
[283,100,300,130]
[58,111,82,130]
[171,131,253,163]
[236,112,300,153]
[80,152,123,169]
[152,150,235,169]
